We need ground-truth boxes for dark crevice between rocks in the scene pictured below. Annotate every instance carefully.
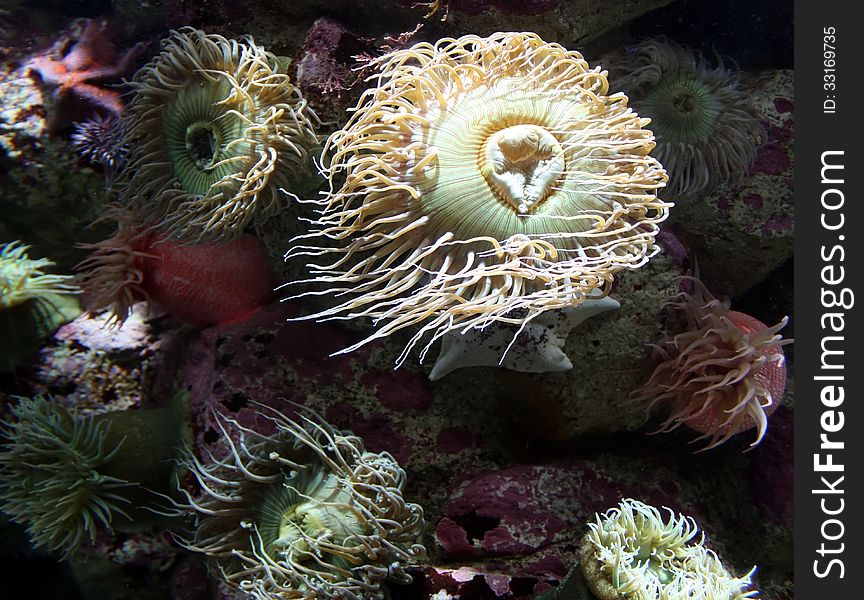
[452,510,501,545]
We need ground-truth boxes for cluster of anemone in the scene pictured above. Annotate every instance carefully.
[120,27,319,241]
[1,241,77,310]
[633,277,790,450]
[0,395,134,557]
[580,498,758,600]
[176,406,426,599]
[607,37,764,199]
[285,31,671,364]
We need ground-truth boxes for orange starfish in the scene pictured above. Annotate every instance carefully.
[26,18,146,120]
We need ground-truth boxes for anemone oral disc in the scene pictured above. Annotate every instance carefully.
[481,124,564,215]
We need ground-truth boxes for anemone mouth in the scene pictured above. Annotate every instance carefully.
[479,123,565,215]
[285,32,671,364]
[183,121,224,175]
[122,27,319,241]
[257,469,363,570]
[639,75,724,144]
[163,79,249,198]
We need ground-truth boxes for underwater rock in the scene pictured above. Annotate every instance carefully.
[393,565,549,599]
[747,404,794,524]
[418,0,676,44]
[69,532,177,600]
[177,301,432,467]
[432,441,792,598]
[20,309,182,413]
[296,17,371,119]
[445,0,561,16]
[432,248,687,440]
[169,558,212,600]
[670,70,794,299]
[0,63,110,273]
[434,461,683,560]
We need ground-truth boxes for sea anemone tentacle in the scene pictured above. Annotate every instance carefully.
[120,27,320,241]
[175,403,426,599]
[284,31,671,364]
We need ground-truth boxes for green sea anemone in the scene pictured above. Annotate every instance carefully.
[177,406,425,599]
[1,241,79,371]
[608,38,764,199]
[0,395,187,557]
[580,498,758,600]
[121,27,319,241]
[1,241,77,310]
[285,32,670,365]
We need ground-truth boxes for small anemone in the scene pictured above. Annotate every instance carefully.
[0,395,134,557]
[1,242,79,371]
[580,498,758,600]
[121,27,319,241]
[633,277,791,450]
[177,405,426,599]
[608,37,764,199]
[1,241,78,310]
[75,207,152,326]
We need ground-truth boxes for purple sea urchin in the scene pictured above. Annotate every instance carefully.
[177,406,425,599]
[71,114,127,168]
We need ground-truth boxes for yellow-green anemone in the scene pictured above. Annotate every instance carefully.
[608,38,764,199]
[121,27,319,241]
[1,241,79,371]
[580,498,758,600]
[285,32,670,364]
[1,241,77,310]
[0,395,186,557]
[177,406,425,599]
